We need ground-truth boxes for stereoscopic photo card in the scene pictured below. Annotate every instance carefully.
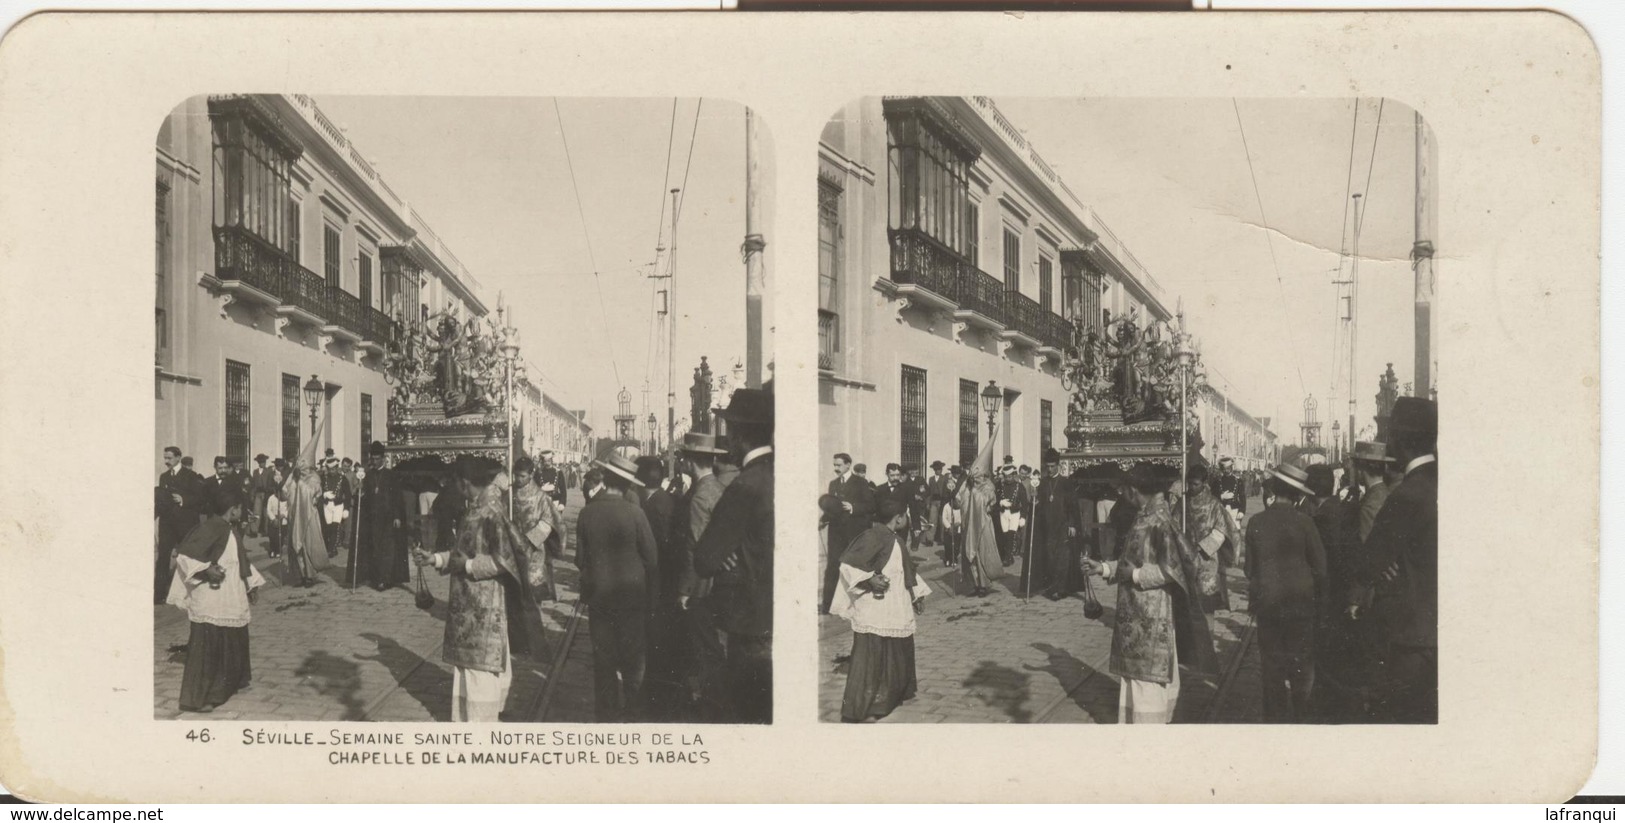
[0,10,1600,803]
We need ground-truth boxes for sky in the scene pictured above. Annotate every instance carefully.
[314,95,774,438]
[995,97,1427,445]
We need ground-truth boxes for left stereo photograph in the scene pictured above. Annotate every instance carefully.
[153,94,776,725]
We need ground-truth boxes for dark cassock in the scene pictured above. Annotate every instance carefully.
[694,392,774,724]
[823,469,875,614]
[830,510,930,723]
[1021,454,1085,600]
[354,449,409,591]
[155,463,205,603]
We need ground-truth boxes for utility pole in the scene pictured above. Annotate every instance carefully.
[667,187,680,476]
[744,108,767,389]
[1413,110,1437,399]
[1348,192,1362,458]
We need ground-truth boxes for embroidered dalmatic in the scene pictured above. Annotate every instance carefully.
[1101,494,1217,723]
[1184,484,1238,613]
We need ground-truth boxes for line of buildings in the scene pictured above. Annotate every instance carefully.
[155,94,591,474]
[817,96,1278,473]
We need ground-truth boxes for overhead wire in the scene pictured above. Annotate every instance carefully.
[1330,100,1360,403]
[551,97,622,387]
[1231,98,1308,397]
[1356,98,1387,233]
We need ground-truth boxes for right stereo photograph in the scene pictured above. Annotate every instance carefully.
[815,96,1439,727]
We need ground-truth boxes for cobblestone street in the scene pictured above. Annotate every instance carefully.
[819,503,1266,724]
[154,500,587,722]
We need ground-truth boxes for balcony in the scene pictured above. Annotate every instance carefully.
[889,227,1004,328]
[889,226,1074,355]
[210,225,380,347]
[359,306,398,355]
[322,285,364,343]
[999,290,1046,349]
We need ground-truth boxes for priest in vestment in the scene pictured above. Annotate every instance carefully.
[1183,462,1238,614]
[832,499,932,722]
[414,457,552,722]
[1085,464,1217,723]
[166,485,265,713]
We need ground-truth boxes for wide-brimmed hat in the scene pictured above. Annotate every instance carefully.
[1269,462,1314,496]
[1390,397,1437,437]
[593,453,646,488]
[930,460,945,470]
[1352,441,1393,464]
[678,431,729,456]
[717,389,773,427]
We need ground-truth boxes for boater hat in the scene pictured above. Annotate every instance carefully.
[678,431,729,456]
[592,452,646,488]
[1269,462,1315,497]
[1352,441,1393,464]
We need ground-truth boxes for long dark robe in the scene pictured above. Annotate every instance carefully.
[1021,474,1083,597]
[354,466,408,589]
[178,622,250,713]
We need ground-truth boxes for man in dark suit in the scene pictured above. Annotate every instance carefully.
[923,460,947,548]
[1352,397,1437,724]
[875,463,911,522]
[1245,463,1328,722]
[1212,457,1249,518]
[903,465,928,549]
[694,388,774,724]
[155,446,205,603]
[538,451,568,508]
[576,452,660,723]
[823,452,874,614]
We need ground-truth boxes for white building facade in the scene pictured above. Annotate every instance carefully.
[818,96,1174,471]
[155,94,487,473]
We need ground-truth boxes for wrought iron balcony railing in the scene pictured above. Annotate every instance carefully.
[889,226,1004,320]
[213,224,327,322]
[325,285,363,336]
[363,306,399,345]
[1002,289,1047,343]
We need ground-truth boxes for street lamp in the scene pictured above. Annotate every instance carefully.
[647,412,658,453]
[303,374,324,438]
[981,380,1002,438]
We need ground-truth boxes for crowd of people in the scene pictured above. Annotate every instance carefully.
[155,390,774,725]
[822,395,1437,726]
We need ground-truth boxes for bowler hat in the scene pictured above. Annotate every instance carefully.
[593,453,646,488]
[1043,448,1061,465]
[930,460,945,470]
[368,441,388,457]
[1269,462,1314,496]
[1305,464,1335,497]
[678,431,729,456]
[1390,397,1437,437]
[254,453,268,464]
[1352,441,1393,464]
[717,388,773,427]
